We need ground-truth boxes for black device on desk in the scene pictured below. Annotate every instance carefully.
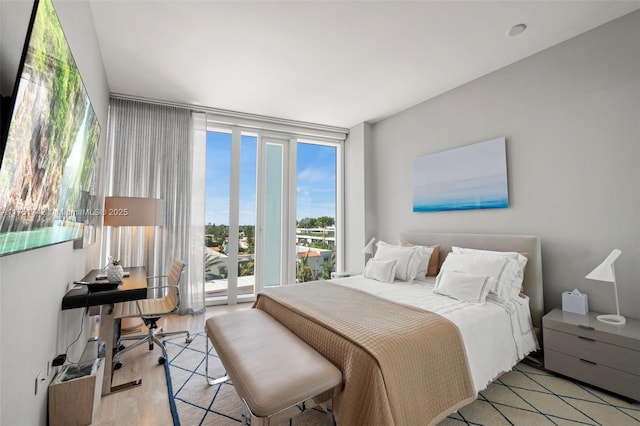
[95,271,131,280]
[73,281,121,292]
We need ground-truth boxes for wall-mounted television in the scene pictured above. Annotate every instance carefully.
[0,0,100,256]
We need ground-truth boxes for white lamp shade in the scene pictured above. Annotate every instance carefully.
[104,197,165,227]
[585,249,625,325]
[361,237,376,255]
[585,249,621,283]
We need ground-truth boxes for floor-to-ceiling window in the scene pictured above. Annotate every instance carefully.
[204,120,344,305]
[296,142,337,282]
[205,129,258,303]
[237,135,258,295]
[204,130,232,299]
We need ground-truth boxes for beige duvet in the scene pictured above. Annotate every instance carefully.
[254,281,475,426]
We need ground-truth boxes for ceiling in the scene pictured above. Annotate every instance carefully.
[89,1,640,129]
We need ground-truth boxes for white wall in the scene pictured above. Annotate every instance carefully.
[0,1,109,424]
[363,11,639,319]
[0,1,32,96]
[344,122,373,273]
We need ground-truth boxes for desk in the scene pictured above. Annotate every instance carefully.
[62,267,147,396]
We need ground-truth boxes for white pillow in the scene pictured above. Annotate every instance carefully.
[408,245,434,281]
[451,247,527,300]
[374,241,421,282]
[452,246,528,270]
[439,252,508,294]
[363,258,398,284]
[434,270,494,304]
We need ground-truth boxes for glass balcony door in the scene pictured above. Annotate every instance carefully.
[205,127,342,304]
[295,141,338,282]
[205,128,257,305]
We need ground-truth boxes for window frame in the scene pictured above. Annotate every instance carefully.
[204,118,345,305]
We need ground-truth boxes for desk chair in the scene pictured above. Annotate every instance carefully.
[113,259,193,366]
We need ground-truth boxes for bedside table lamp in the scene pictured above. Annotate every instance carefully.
[585,249,625,325]
[361,237,376,261]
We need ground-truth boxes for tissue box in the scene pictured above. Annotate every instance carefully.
[562,291,589,315]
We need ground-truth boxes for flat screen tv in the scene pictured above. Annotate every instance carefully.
[0,0,100,256]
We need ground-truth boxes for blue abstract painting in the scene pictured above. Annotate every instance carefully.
[413,137,508,212]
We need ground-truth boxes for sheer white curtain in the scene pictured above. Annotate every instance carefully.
[104,98,204,314]
[188,112,207,313]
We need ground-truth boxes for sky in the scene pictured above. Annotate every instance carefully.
[205,131,336,226]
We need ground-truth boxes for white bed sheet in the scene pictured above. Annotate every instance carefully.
[328,275,539,393]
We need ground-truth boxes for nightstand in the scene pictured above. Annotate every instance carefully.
[543,308,640,400]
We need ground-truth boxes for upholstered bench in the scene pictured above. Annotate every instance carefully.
[204,309,342,425]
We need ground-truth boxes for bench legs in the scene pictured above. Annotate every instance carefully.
[318,400,336,425]
[240,397,336,426]
[204,326,229,386]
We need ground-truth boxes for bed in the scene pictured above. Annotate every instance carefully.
[254,232,543,426]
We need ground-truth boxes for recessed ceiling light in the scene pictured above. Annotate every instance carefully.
[507,23,527,37]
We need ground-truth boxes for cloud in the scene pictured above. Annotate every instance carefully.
[297,186,310,196]
[298,167,332,183]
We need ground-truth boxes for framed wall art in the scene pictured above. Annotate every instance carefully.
[413,137,508,212]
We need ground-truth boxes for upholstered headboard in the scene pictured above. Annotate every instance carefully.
[398,232,544,331]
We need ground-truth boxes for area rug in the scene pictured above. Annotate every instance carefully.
[164,333,640,425]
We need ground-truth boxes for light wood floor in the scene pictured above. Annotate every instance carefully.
[93,303,251,426]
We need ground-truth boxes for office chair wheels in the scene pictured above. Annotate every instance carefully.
[114,361,123,370]
[118,344,126,351]
[158,357,166,365]
[186,336,193,344]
